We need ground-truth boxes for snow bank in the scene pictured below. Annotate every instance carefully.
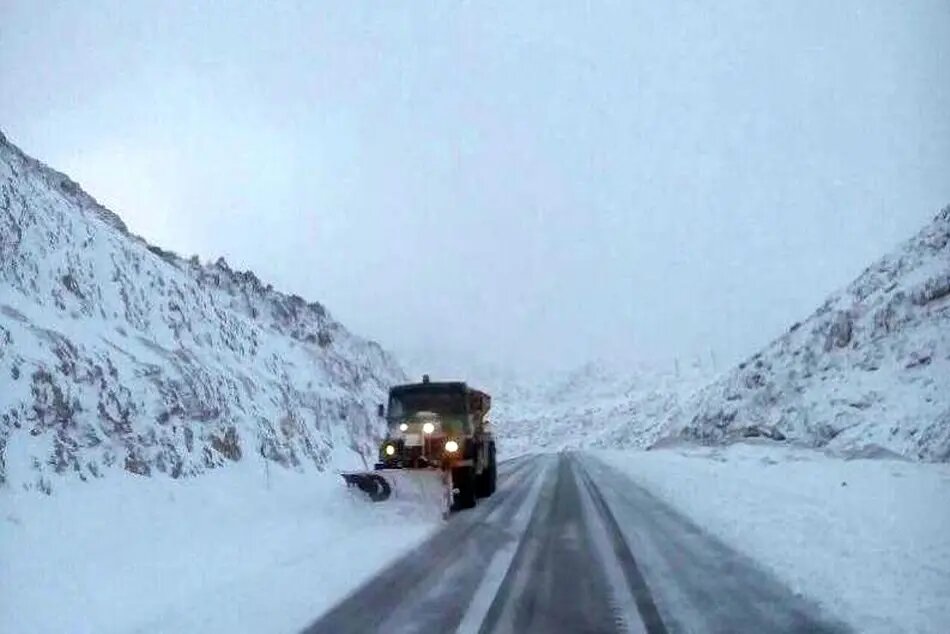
[0,459,439,634]
[596,443,950,633]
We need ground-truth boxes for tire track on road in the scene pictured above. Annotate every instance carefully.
[574,456,667,634]
[477,453,622,634]
[579,455,850,634]
[302,454,548,634]
[375,457,554,634]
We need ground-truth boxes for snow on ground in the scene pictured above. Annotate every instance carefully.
[0,458,440,634]
[596,442,950,633]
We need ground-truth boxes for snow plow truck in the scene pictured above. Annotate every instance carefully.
[342,376,497,515]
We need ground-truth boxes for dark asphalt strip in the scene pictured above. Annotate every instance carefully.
[475,454,558,634]
[301,454,544,634]
[374,462,551,633]
[574,458,667,634]
[478,453,620,634]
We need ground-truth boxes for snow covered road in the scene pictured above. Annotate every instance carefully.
[303,452,844,634]
[8,447,934,633]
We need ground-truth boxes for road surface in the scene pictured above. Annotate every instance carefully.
[303,453,847,634]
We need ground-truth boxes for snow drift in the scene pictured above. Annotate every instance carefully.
[0,130,405,492]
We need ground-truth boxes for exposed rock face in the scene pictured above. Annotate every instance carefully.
[665,206,950,461]
[0,130,405,492]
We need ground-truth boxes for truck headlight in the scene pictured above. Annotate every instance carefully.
[422,422,435,434]
[399,423,408,432]
[444,440,459,453]
[385,444,396,456]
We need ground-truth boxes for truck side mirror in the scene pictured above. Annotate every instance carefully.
[377,403,385,418]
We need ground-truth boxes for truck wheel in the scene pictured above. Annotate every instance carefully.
[476,445,497,498]
[487,446,497,495]
[452,466,477,511]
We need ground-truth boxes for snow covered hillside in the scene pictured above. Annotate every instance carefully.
[487,360,712,456]
[0,130,405,492]
[665,207,950,461]
[411,207,950,464]
[396,353,714,457]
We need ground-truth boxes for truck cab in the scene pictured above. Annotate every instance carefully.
[375,376,497,509]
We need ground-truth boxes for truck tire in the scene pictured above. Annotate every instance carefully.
[452,466,477,511]
[475,444,497,498]
[487,445,497,495]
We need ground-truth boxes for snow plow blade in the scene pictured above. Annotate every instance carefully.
[341,469,452,516]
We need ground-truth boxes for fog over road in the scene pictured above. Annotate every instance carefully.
[304,453,847,634]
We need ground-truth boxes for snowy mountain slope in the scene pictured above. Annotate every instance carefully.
[662,206,950,461]
[397,353,714,457]
[490,359,713,456]
[0,130,405,492]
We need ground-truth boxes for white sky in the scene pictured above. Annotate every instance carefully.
[2,1,949,374]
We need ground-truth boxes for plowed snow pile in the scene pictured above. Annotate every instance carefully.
[0,463,439,633]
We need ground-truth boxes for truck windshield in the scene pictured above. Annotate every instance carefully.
[388,390,467,420]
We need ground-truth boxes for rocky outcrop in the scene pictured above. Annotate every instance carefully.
[663,206,950,461]
[0,131,405,492]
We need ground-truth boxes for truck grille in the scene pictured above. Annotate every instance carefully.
[387,437,447,467]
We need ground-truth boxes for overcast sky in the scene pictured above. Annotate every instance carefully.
[2,1,949,375]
